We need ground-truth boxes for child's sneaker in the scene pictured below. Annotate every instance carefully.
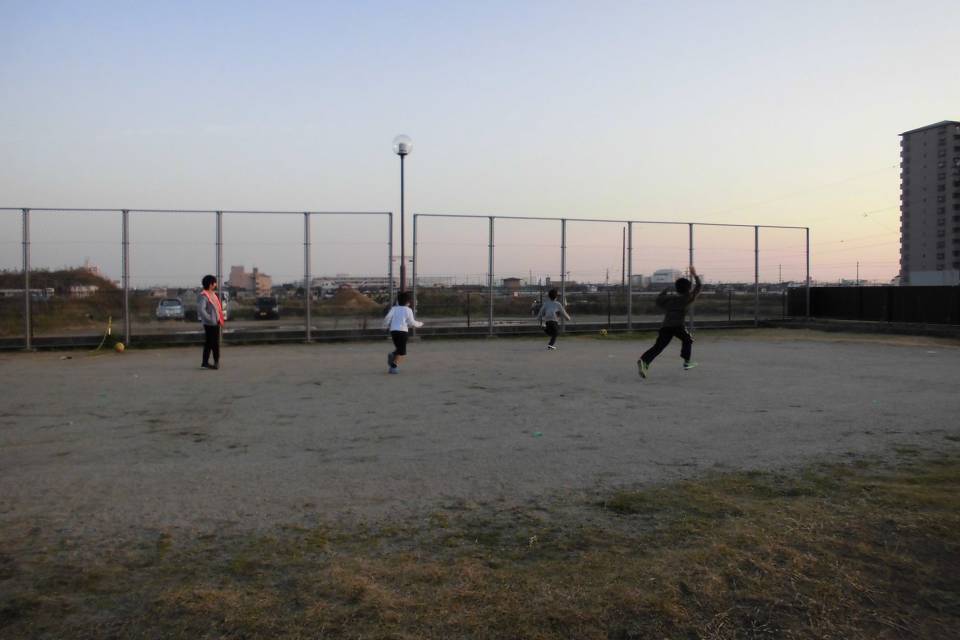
[388,352,396,368]
[547,345,558,350]
[683,361,698,370]
[388,366,399,374]
[637,359,648,378]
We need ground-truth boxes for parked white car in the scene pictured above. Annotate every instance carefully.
[218,292,230,321]
[156,298,185,320]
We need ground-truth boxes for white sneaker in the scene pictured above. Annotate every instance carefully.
[547,345,558,350]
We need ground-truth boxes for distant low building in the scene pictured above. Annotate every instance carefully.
[80,258,103,277]
[630,274,651,288]
[650,269,683,285]
[0,288,55,300]
[501,277,522,291]
[310,275,452,291]
[68,285,99,298]
[314,275,396,290]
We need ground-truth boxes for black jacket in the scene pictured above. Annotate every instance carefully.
[655,276,702,327]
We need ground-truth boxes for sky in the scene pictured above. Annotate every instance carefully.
[1,0,958,286]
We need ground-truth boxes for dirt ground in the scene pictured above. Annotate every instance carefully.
[1,329,958,541]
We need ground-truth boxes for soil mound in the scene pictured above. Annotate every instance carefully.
[329,287,380,310]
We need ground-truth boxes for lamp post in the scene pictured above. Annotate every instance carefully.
[393,134,413,293]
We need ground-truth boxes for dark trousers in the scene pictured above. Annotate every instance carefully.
[390,330,409,356]
[641,326,692,364]
[543,321,559,346]
[202,324,221,365]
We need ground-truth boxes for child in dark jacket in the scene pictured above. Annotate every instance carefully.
[638,266,702,378]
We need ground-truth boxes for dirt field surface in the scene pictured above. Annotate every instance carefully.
[1,329,958,540]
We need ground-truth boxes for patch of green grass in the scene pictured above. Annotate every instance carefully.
[894,445,923,457]
[579,330,658,342]
[2,453,959,639]
[579,327,960,349]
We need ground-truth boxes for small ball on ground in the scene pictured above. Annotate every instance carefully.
[114,342,125,353]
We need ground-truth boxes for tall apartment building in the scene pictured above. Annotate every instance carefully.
[899,120,960,285]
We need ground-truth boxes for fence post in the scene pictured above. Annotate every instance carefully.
[122,210,131,344]
[466,291,471,328]
[857,282,863,321]
[688,223,695,333]
[215,212,223,295]
[216,211,223,351]
[304,212,311,343]
[626,221,633,331]
[607,289,611,329]
[728,290,732,321]
[805,227,811,320]
[388,212,394,307]
[754,225,760,327]
[560,218,566,331]
[411,214,418,336]
[488,216,494,336]
[22,208,30,350]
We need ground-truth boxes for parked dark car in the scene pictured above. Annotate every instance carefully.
[254,296,280,320]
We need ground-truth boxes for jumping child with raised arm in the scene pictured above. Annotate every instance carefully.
[384,292,423,374]
[638,266,702,378]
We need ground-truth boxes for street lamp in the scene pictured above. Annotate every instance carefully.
[393,134,413,293]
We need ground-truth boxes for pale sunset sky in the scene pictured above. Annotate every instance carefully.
[1,0,958,286]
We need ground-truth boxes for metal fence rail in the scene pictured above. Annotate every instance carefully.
[1,208,392,350]
[412,213,810,335]
[2,207,812,350]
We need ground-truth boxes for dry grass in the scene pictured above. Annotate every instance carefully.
[2,452,958,639]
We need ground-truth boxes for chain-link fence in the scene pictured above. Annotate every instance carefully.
[1,208,393,349]
[1,208,811,349]
[412,213,809,335]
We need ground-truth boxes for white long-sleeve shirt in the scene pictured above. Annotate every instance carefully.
[383,305,423,332]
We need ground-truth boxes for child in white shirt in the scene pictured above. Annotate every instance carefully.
[383,292,424,374]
